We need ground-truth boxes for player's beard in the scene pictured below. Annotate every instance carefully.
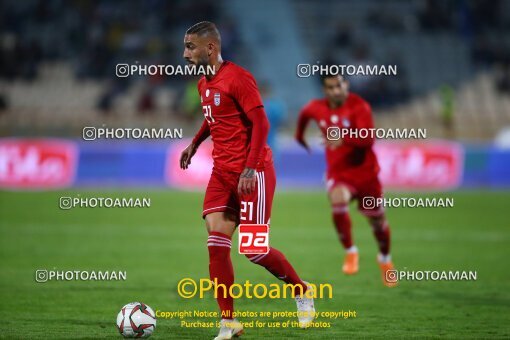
[332,96,345,106]
[193,54,210,68]
[335,93,348,106]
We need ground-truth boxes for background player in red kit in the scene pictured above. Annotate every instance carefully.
[295,74,396,288]
[180,22,315,339]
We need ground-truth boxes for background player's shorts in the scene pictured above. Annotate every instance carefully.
[202,165,275,224]
[326,173,384,217]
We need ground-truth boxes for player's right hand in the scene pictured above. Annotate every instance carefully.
[180,143,198,170]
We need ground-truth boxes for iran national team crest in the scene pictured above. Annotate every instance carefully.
[214,93,221,106]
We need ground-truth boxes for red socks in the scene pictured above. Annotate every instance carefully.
[332,203,353,249]
[207,232,234,319]
[246,247,307,295]
[370,220,391,255]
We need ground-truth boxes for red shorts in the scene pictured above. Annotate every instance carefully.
[326,173,384,217]
[202,165,275,224]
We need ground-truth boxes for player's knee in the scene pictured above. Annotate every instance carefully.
[205,212,236,236]
[207,221,235,236]
[329,186,351,205]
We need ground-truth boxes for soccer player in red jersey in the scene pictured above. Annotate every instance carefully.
[295,74,397,288]
[180,22,315,339]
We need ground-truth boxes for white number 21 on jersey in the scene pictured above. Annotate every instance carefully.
[202,105,215,123]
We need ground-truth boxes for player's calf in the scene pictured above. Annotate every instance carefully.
[208,232,235,318]
[206,212,238,320]
[329,187,359,275]
[329,185,356,251]
[244,248,307,295]
[330,203,359,274]
[368,215,397,287]
[368,215,391,256]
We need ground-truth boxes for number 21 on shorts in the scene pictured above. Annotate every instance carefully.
[238,224,269,254]
[240,201,253,221]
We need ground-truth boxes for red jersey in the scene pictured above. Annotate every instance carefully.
[296,93,380,184]
[197,61,272,172]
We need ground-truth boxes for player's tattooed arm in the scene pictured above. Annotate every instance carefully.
[238,167,257,195]
[241,168,256,178]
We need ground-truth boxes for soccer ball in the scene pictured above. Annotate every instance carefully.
[116,302,156,338]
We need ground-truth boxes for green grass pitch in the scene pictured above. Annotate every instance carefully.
[0,189,509,339]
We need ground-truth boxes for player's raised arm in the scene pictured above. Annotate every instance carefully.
[180,119,210,170]
[295,105,312,152]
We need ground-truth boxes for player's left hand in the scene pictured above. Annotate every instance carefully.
[238,167,257,196]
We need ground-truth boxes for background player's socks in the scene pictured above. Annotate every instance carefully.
[346,245,358,253]
[378,253,392,264]
[246,247,307,296]
[332,203,353,249]
[370,220,391,255]
[207,232,234,319]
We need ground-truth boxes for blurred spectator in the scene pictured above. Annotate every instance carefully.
[418,0,453,32]
[345,44,380,103]
[96,79,129,115]
[0,34,42,80]
[138,87,156,115]
[347,44,373,83]
[333,23,353,48]
[178,79,202,122]
[470,0,502,32]
[218,18,241,61]
[471,35,499,67]
[440,85,454,129]
[495,59,510,95]
[0,93,7,114]
[367,5,413,33]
